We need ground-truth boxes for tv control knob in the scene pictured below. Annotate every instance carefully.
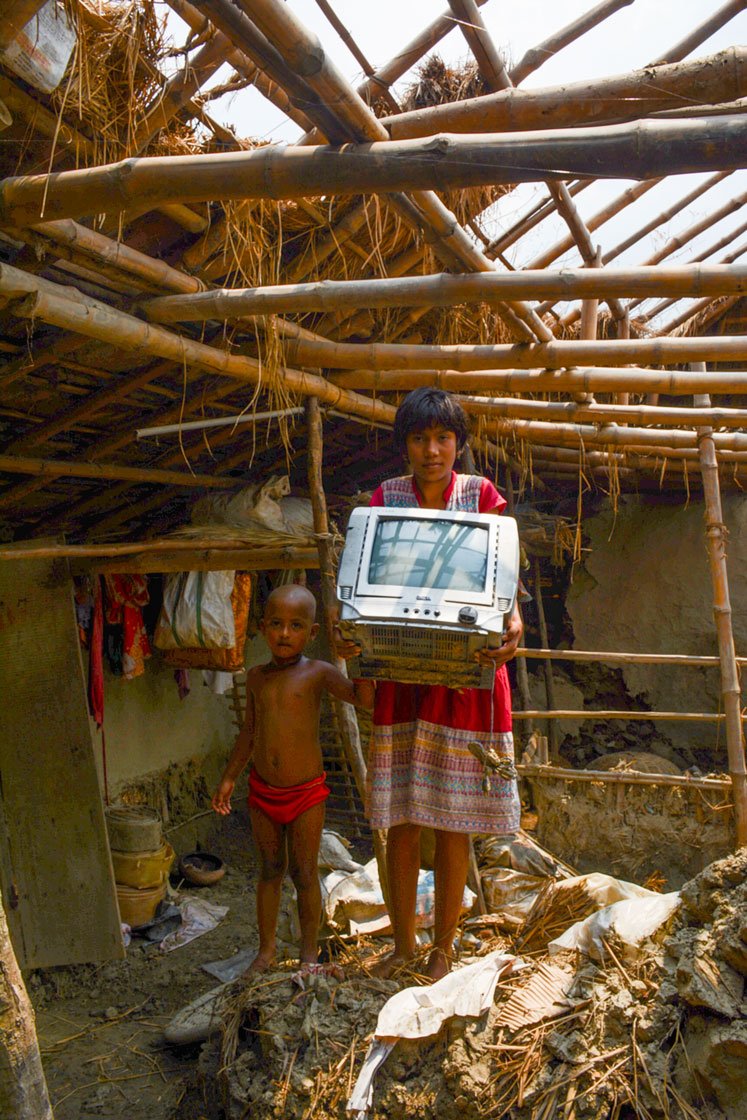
[458,606,478,625]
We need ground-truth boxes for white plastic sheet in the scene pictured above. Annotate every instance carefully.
[347,951,520,1117]
[549,891,681,960]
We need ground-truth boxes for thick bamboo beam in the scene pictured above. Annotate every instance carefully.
[27,219,204,295]
[144,263,747,322]
[327,367,747,395]
[286,333,747,371]
[381,48,747,139]
[509,0,635,85]
[0,262,397,426]
[168,0,315,132]
[464,397,747,429]
[2,116,745,227]
[305,396,389,902]
[0,452,242,490]
[694,377,747,847]
[235,0,549,343]
[485,418,747,455]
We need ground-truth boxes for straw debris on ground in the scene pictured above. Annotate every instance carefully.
[194,849,747,1120]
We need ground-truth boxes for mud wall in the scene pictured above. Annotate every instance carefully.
[93,655,236,800]
[565,493,747,764]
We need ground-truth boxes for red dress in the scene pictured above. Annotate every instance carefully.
[366,472,520,835]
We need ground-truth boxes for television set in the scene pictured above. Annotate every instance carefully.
[336,506,520,689]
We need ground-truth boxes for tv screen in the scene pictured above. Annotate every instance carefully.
[368,517,489,593]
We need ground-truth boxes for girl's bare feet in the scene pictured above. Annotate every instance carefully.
[368,951,416,979]
[246,952,275,976]
[425,948,451,982]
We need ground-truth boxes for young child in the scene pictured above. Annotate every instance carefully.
[337,387,523,981]
[212,583,375,975]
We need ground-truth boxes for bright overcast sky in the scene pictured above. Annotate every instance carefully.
[160,1,747,325]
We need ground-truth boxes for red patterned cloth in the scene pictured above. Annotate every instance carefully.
[248,768,330,825]
[366,472,520,835]
[103,575,151,681]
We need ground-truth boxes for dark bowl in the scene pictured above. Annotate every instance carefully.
[178,851,225,886]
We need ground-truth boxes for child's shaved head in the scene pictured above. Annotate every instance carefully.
[264,583,317,621]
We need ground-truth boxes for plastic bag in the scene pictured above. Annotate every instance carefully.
[163,573,252,671]
[154,570,236,650]
[548,891,681,960]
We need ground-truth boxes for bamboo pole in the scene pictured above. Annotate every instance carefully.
[28,219,205,295]
[287,333,747,371]
[532,556,558,757]
[0,893,54,1120]
[693,373,747,847]
[460,397,747,428]
[2,116,746,228]
[167,0,315,132]
[510,0,635,85]
[641,241,747,324]
[0,451,244,489]
[483,418,747,455]
[327,367,747,395]
[601,172,732,265]
[516,647,747,668]
[82,548,320,576]
[528,180,660,274]
[649,0,747,65]
[381,48,747,139]
[234,0,549,342]
[143,263,747,322]
[304,397,389,902]
[513,709,728,722]
[0,539,318,560]
[0,264,397,427]
[518,764,732,790]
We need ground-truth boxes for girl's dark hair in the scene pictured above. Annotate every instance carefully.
[393,387,470,454]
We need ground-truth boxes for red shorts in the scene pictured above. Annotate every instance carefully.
[248,768,330,825]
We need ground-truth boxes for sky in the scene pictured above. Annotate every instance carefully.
[158,1,747,327]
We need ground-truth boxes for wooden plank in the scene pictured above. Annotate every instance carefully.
[0,551,123,967]
[72,546,321,575]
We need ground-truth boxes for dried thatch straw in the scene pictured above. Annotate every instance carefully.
[56,0,165,165]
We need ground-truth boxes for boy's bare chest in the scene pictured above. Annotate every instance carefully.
[252,670,318,715]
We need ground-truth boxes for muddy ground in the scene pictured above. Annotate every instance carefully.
[28,811,746,1120]
[30,807,266,1119]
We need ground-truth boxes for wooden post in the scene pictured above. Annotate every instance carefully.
[533,556,558,757]
[0,894,54,1120]
[304,398,389,901]
[693,372,747,848]
[505,473,534,738]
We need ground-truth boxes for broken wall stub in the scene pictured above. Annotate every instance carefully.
[566,493,747,763]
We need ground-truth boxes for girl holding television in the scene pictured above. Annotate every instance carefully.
[337,387,522,981]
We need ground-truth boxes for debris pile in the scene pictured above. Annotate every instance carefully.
[193,850,746,1119]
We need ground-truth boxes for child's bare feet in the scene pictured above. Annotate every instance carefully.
[367,951,416,979]
[246,951,275,976]
[425,948,451,982]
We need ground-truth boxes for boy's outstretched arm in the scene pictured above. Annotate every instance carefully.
[212,689,255,815]
[322,663,375,710]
